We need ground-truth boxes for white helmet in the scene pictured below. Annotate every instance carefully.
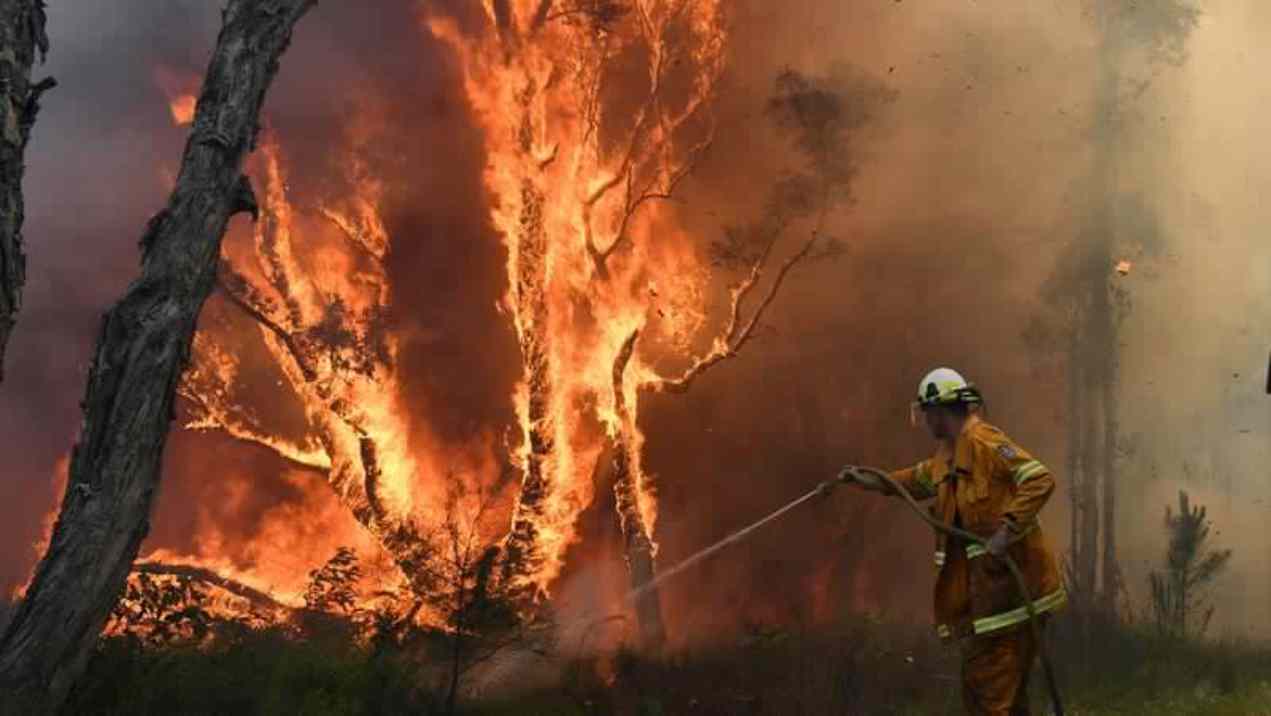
[911,367,982,424]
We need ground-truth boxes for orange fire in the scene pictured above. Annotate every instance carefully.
[117,1,731,629]
[427,0,726,595]
[168,95,197,126]
[152,64,200,127]
[12,456,69,600]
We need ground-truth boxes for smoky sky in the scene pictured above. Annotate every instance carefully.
[1,0,1267,640]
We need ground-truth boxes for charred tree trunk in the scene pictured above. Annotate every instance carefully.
[609,330,665,650]
[504,180,555,592]
[1079,348,1101,603]
[1088,18,1123,614]
[1065,13,1123,621]
[0,0,50,383]
[1100,367,1122,609]
[1065,352,1081,584]
[0,2,315,710]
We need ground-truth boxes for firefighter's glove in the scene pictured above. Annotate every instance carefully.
[838,465,889,494]
[986,524,1013,558]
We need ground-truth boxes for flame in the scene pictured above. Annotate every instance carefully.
[129,1,728,622]
[137,466,398,608]
[12,456,70,600]
[153,64,200,127]
[169,95,197,126]
[428,1,726,593]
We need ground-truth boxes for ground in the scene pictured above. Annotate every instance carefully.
[48,609,1271,715]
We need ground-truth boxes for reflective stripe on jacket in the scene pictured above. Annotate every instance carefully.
[889,415,1064,640]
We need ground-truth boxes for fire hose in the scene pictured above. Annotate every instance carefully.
[620,469,1065,714]
[841,466,1065,716]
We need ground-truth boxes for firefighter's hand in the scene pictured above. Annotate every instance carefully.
[986,524,1013,557]
[815,479,839,498]
[838,466,888,493]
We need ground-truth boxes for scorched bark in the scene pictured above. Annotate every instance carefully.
[0,0,50,383]
[0,1,315,711]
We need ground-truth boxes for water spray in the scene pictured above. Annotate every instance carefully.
[622,486,824,605]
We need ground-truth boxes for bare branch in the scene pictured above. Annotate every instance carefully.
[179,384,330,475]
[644,230,820,395]
[585,4,722,277]
[133,562,297,616]
[596,132,712,269]
[216,268,317,382]
[612,328,640,420]
[317,207,387,261]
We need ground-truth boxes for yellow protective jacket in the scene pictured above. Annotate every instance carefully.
[888,414,1065,641]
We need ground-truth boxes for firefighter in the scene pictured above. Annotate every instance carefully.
[823,368,1065,715]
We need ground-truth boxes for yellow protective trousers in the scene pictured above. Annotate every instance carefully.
[958,623,1041,716]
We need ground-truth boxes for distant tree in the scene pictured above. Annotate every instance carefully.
[1029,0,1202,622]
[1149,490,1232,639]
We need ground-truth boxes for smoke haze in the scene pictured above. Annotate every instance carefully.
[0,0,1267,640]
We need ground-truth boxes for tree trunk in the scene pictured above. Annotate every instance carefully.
[1099,358,1121,610]
[504,179,556,592]
[1064,326,1083,592]
[1079,368,1101,602]
[1089,17,1122,613]
[610,331,666,650]
[446,630,463,715]
[0,0,50,383]
[0,2,315,710]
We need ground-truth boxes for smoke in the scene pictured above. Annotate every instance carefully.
[0,0,1267,644]
[1109,0,1271,636]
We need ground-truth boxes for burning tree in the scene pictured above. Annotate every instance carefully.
[430,0,890,647]
[179,135,441,596]
[423,0,728,648]
[609,66,890,646]
[138,0,887,658]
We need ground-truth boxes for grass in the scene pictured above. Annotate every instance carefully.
[18,604,1271,715]
[66,627,436,716]
[1053,624,1271,716]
